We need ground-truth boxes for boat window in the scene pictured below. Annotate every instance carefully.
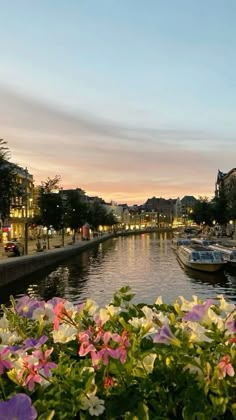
[230,251,236,260]
[213,251,224,261]
[199,252,214,261]
[192,252,200,261]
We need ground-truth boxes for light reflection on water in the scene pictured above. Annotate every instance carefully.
[0,232,236,306]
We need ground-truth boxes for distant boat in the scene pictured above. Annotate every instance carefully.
[176,244,226,273]
[208,243,236,267]
[171,237,192,251]
[191,237,217,247]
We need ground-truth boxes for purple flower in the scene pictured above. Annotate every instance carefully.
[47,296,64,307]
[226,317,236,333]
[183,299,213,322]
[0,393,37,420]
[16,296,43,318]
[23,335,48,350]
[153,324,181,347]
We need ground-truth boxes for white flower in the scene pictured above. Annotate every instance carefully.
[98,304,121,324]
[155,296,163,305]
[0,331,20,345]
[106,304,121,317]
[207,309,225,330]
[81,395,105,417]
[53,324,77,343]
[178,295,199,311]
[98,308,110,324]
[142,305,156,320]
[136,354,157,374]
[181,321,212,343]
[217,295,235,314]
[129,316,156,334]
[32,303,54,323]
[83,299,98,316]
[0,314,9,329]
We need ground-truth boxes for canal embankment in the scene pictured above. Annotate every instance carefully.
[0,228,175,287]
[0,234,114,286]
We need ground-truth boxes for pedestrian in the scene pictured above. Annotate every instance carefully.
[42,238,47,250]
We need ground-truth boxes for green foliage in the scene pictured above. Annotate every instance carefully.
[64,189,88,231]
[191,197,214,226]
[87,200,111,230]
[0,140,21,221]
[212,186,229,225]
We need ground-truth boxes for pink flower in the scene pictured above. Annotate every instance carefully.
[79,341,96,357]
[32,348,57,377]
[53,301,66,330]
[18,360,42,391]
[0,348,12,375]
[78,330,96,356]
[218,355,235,379]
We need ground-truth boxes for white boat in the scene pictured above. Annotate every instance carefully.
[191,237,217,247]
[176,244,226,273]
[208,243,236,267]
[171,237,192,251]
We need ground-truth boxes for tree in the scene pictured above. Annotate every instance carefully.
[34,176,63,235]
[64,189,88,242]
[87,200,110,231]
[191,197,214,226]
[0,139,10,160]
[227,177,236,221]
[212,185,229,226]
[40,175,61,193]
[0,140,18,226]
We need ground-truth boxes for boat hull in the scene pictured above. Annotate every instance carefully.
[181,259,225,272]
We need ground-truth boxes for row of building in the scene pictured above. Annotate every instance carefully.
[1,161,235,242]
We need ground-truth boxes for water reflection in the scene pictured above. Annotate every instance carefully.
[0,234,236,307]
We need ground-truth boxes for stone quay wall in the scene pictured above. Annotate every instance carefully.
[0,235,113,286]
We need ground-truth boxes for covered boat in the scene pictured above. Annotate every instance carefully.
[208,243,236,267]
[171,237,192,251]
[176,244,226,273]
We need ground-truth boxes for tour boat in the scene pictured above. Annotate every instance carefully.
[176,244,226,273]
[208,243,236,267]
[171,237,192,251]
[191,237,217,247]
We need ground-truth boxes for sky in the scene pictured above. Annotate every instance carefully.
[0,0,236,205]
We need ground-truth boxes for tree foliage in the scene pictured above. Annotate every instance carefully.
[212,185,229,225]
[64,189,88,232]
[35,176,63,230]
[0,140,19,221]
[87,200,115,230]
[191,196,214,226]
[227,177,236,221]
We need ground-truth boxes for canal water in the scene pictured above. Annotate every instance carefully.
[0,232,236,307]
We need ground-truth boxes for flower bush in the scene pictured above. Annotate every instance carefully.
[0,286,235,419]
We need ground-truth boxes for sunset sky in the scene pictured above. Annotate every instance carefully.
[0,1,236,205]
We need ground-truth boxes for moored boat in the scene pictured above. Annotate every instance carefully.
[176,244,226,273]
[171,237,192,251]
[208,243,236,267]
[191,237,217,247]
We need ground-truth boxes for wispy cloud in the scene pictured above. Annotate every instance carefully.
[0,86,232,203]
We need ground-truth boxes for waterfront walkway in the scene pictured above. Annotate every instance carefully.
[0,234,93,261]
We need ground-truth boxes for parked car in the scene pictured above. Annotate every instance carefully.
[4,241,24,257]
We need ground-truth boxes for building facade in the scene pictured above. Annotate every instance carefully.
[1,164,35,242]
